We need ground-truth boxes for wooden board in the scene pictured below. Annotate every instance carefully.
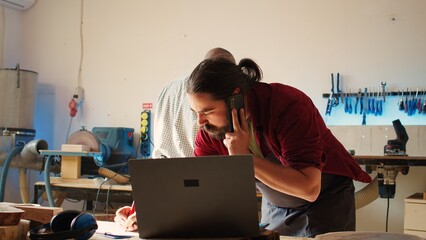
[0,204,24,226]
[61,144,90,151]
[1,203,63,224]
[12,205,62,224]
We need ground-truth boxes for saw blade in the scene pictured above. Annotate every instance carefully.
[66,130,100,152]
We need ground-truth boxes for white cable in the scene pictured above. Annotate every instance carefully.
[1,6,5,67]
[77,0,84,89]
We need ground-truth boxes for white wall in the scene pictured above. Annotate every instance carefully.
[18,0,426,147]
[1,0,425,235]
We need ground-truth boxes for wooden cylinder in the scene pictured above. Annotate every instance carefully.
[0,219,30,240]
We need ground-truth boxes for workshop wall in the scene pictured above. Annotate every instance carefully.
[1,0,425,235]
[19,0,426,150]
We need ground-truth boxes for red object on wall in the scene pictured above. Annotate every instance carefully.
[69,99,77,117]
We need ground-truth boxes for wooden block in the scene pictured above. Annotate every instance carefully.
[0,204,24,226]
[423,192,426,200]
[61,144,90,152]
[61,156,81,178]
[0,219,29,240]
[12,205,62,224]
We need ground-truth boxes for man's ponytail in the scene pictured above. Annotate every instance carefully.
[238,58,263,86]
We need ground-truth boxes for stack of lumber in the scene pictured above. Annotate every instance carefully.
[0,204,29,240]
[0,203,63,240]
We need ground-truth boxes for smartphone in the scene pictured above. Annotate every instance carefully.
[226,93,245,132]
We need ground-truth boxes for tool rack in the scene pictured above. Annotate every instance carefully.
[322,90,421,98]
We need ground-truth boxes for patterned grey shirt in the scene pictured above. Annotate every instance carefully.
[152,76,198,158]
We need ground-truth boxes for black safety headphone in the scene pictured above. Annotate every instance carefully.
[29,210,98,240]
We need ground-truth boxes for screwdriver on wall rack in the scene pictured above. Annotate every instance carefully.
[398,91,404,111]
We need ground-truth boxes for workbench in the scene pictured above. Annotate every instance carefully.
[33,156,426,208]
[33,177,263,212]
[33,177,133,210]
[353,155,426,166]
[91,221,423,239]
[92,221,310,240]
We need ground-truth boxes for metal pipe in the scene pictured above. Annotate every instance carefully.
[0,139,49,171]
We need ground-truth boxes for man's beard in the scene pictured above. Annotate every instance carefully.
[203,123,229,140]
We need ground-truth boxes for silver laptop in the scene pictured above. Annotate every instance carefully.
[128,155,260,239]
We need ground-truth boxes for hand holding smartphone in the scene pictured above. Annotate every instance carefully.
[226,93,245,132]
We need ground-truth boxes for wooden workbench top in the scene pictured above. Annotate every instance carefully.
[353,155,426,166]
[35,177,132,191]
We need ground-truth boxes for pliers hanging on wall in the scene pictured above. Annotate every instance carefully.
[344,90,353,114]
[326,73,336,115]
[375,87,383,116]
[325,73,341,115]
[331,73,341,106]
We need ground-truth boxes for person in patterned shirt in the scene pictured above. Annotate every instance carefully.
[114,48,235,231]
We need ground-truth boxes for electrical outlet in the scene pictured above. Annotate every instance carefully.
[73,87,84,104]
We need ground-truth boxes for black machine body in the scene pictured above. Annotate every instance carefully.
[384,119,409,156]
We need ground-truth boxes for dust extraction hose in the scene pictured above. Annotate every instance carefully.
[0,146,24,201]
[44,155,55,207]
[355,175,379,209]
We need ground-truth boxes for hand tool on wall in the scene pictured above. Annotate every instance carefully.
[376,87,383,116]
[410,88,419,116]
[398,91,404,111]
[377,97,383,115]
[331,73,339,106]
[325,95,333,115]
[344,91,349,113]
[418,90,425,114]
[407,89,412,116]
[366,88,372,114]
[416,90,422,114]
[370,88,376,115]
[337,73,344,104]
[344,92,353,114]
[347,89,353,114]
[362,87,368,125]
[381,82,387,102]
[325,75,334,115]
[404,89,409,113]
[355,89,361,114]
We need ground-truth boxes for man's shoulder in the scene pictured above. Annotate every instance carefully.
[167,75,189,88]
[157,75,189,99]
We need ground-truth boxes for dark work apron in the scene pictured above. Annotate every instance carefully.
[256,154,355,238]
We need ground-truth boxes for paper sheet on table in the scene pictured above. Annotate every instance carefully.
[95,220,139,238]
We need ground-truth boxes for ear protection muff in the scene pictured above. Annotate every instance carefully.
[29,210,98,240]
